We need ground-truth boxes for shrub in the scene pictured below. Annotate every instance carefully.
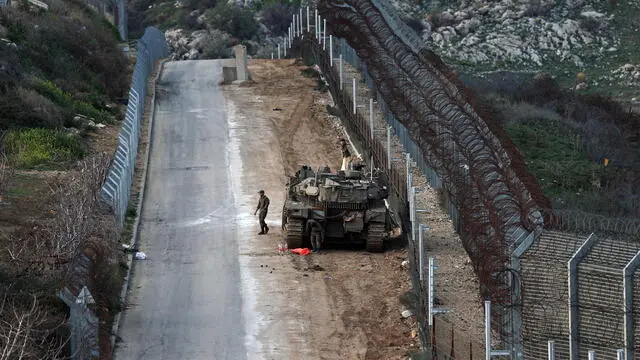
[32,80,115,124]
[260,2,295,35]
[204,2,259,40]
[4,128,86,168]
[201,30,234,59]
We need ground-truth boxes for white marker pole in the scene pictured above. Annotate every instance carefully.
[323,18,327,50]
[329,35,333,66]
[352,78,356,114]
[306,7,310,32]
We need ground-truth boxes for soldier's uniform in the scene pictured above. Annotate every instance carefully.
[255,191,270,235]
[340,140,352,171]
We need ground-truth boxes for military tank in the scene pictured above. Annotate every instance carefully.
[281,164,396,252]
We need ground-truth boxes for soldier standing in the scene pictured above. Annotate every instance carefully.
[339,138,352,171]
[254,190,270,235]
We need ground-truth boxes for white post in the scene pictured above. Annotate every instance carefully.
[339,54,343,90]
[300,9,303,34]
[289,27,292,43]
[352,78,356,114]
[283,39,287,57]
[617,349,624,360]
[370,155,373,181]
[485,300,492,360]
[271,52,273,60]
[314,9,318,38]
[588,351,595,360]
[386,126,391,170]
[369,98,374,140]
[292,16,296,37]
[323,18,327,50]
[329,35,333,65]
[419,225,425,281]
[548,341,555,360]
[277,44,281,59]
[306,7,310,32]
[428,257,435,326]
[405,152,411,193]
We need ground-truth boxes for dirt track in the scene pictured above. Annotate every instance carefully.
[238,59,418,359]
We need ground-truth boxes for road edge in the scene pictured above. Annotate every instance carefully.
[109,59,167,353]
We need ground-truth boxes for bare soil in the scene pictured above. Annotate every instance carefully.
[247,59,420,359]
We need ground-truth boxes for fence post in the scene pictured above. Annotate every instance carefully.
[339,54,343,90]
[283,39,287,57]
[314,9,318,37]
[329,35,333,65]
[271,52,273,60]
[623,251,640,360]
[387,126,391,171]
[300,8,303,34]
[352,78,356,114]
[277,44,281,59]
[617,349,625,360]
[306,6,310,32]
[369,98,374,141]
[323,18,327,50]
[568,233,597,360]
[419,224,427,282]
[588,351,595,360]
[548,340,555,360]
[485,300,510,359]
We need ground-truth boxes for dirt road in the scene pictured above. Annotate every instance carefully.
[114,58,417,360]
[223,59,418,359]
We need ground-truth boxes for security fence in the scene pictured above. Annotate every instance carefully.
[100,26,169,229]
[281,1,640,359]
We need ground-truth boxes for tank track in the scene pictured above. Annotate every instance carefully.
[285,217,304,249]
[365,223,385,253]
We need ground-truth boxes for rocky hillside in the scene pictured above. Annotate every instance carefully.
[393,0,640,99]
[128,0,298,61]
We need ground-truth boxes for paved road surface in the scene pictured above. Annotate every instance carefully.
[114,60,329,360]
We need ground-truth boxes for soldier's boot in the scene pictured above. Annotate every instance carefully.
[264,226,269,234]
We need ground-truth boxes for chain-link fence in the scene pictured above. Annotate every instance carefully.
[100,26,168,229]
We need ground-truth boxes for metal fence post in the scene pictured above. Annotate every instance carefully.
[617,349,625,360]
[548,340,555,360]
[387,126,391,171]
[485,300,509,359]
[369,98,374,141]
[588,351,595,360]
[623,251,640,360]
[418,224,426,282]
[329,35,333,65]
[568,233,597,360]
[339,54,343,90]
[352,78,356,114]
[323,18,327,49]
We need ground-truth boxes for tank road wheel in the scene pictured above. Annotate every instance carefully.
[365,223,385,253]
[285,217,304,249]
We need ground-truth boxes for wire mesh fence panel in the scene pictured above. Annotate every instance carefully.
[100,27,169,230]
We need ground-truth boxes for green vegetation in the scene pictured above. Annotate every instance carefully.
[505,121,605,196]
[476,73,640,218]
[203,2,259,40]
[0,0,128,169]
[4,128,86,168]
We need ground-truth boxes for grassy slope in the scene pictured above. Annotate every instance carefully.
[0,0,128,169]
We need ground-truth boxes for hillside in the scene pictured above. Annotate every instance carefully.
[1,0,128,168]
[390,0,640,220]
[0,1,130,358]
[127,0,300,60]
